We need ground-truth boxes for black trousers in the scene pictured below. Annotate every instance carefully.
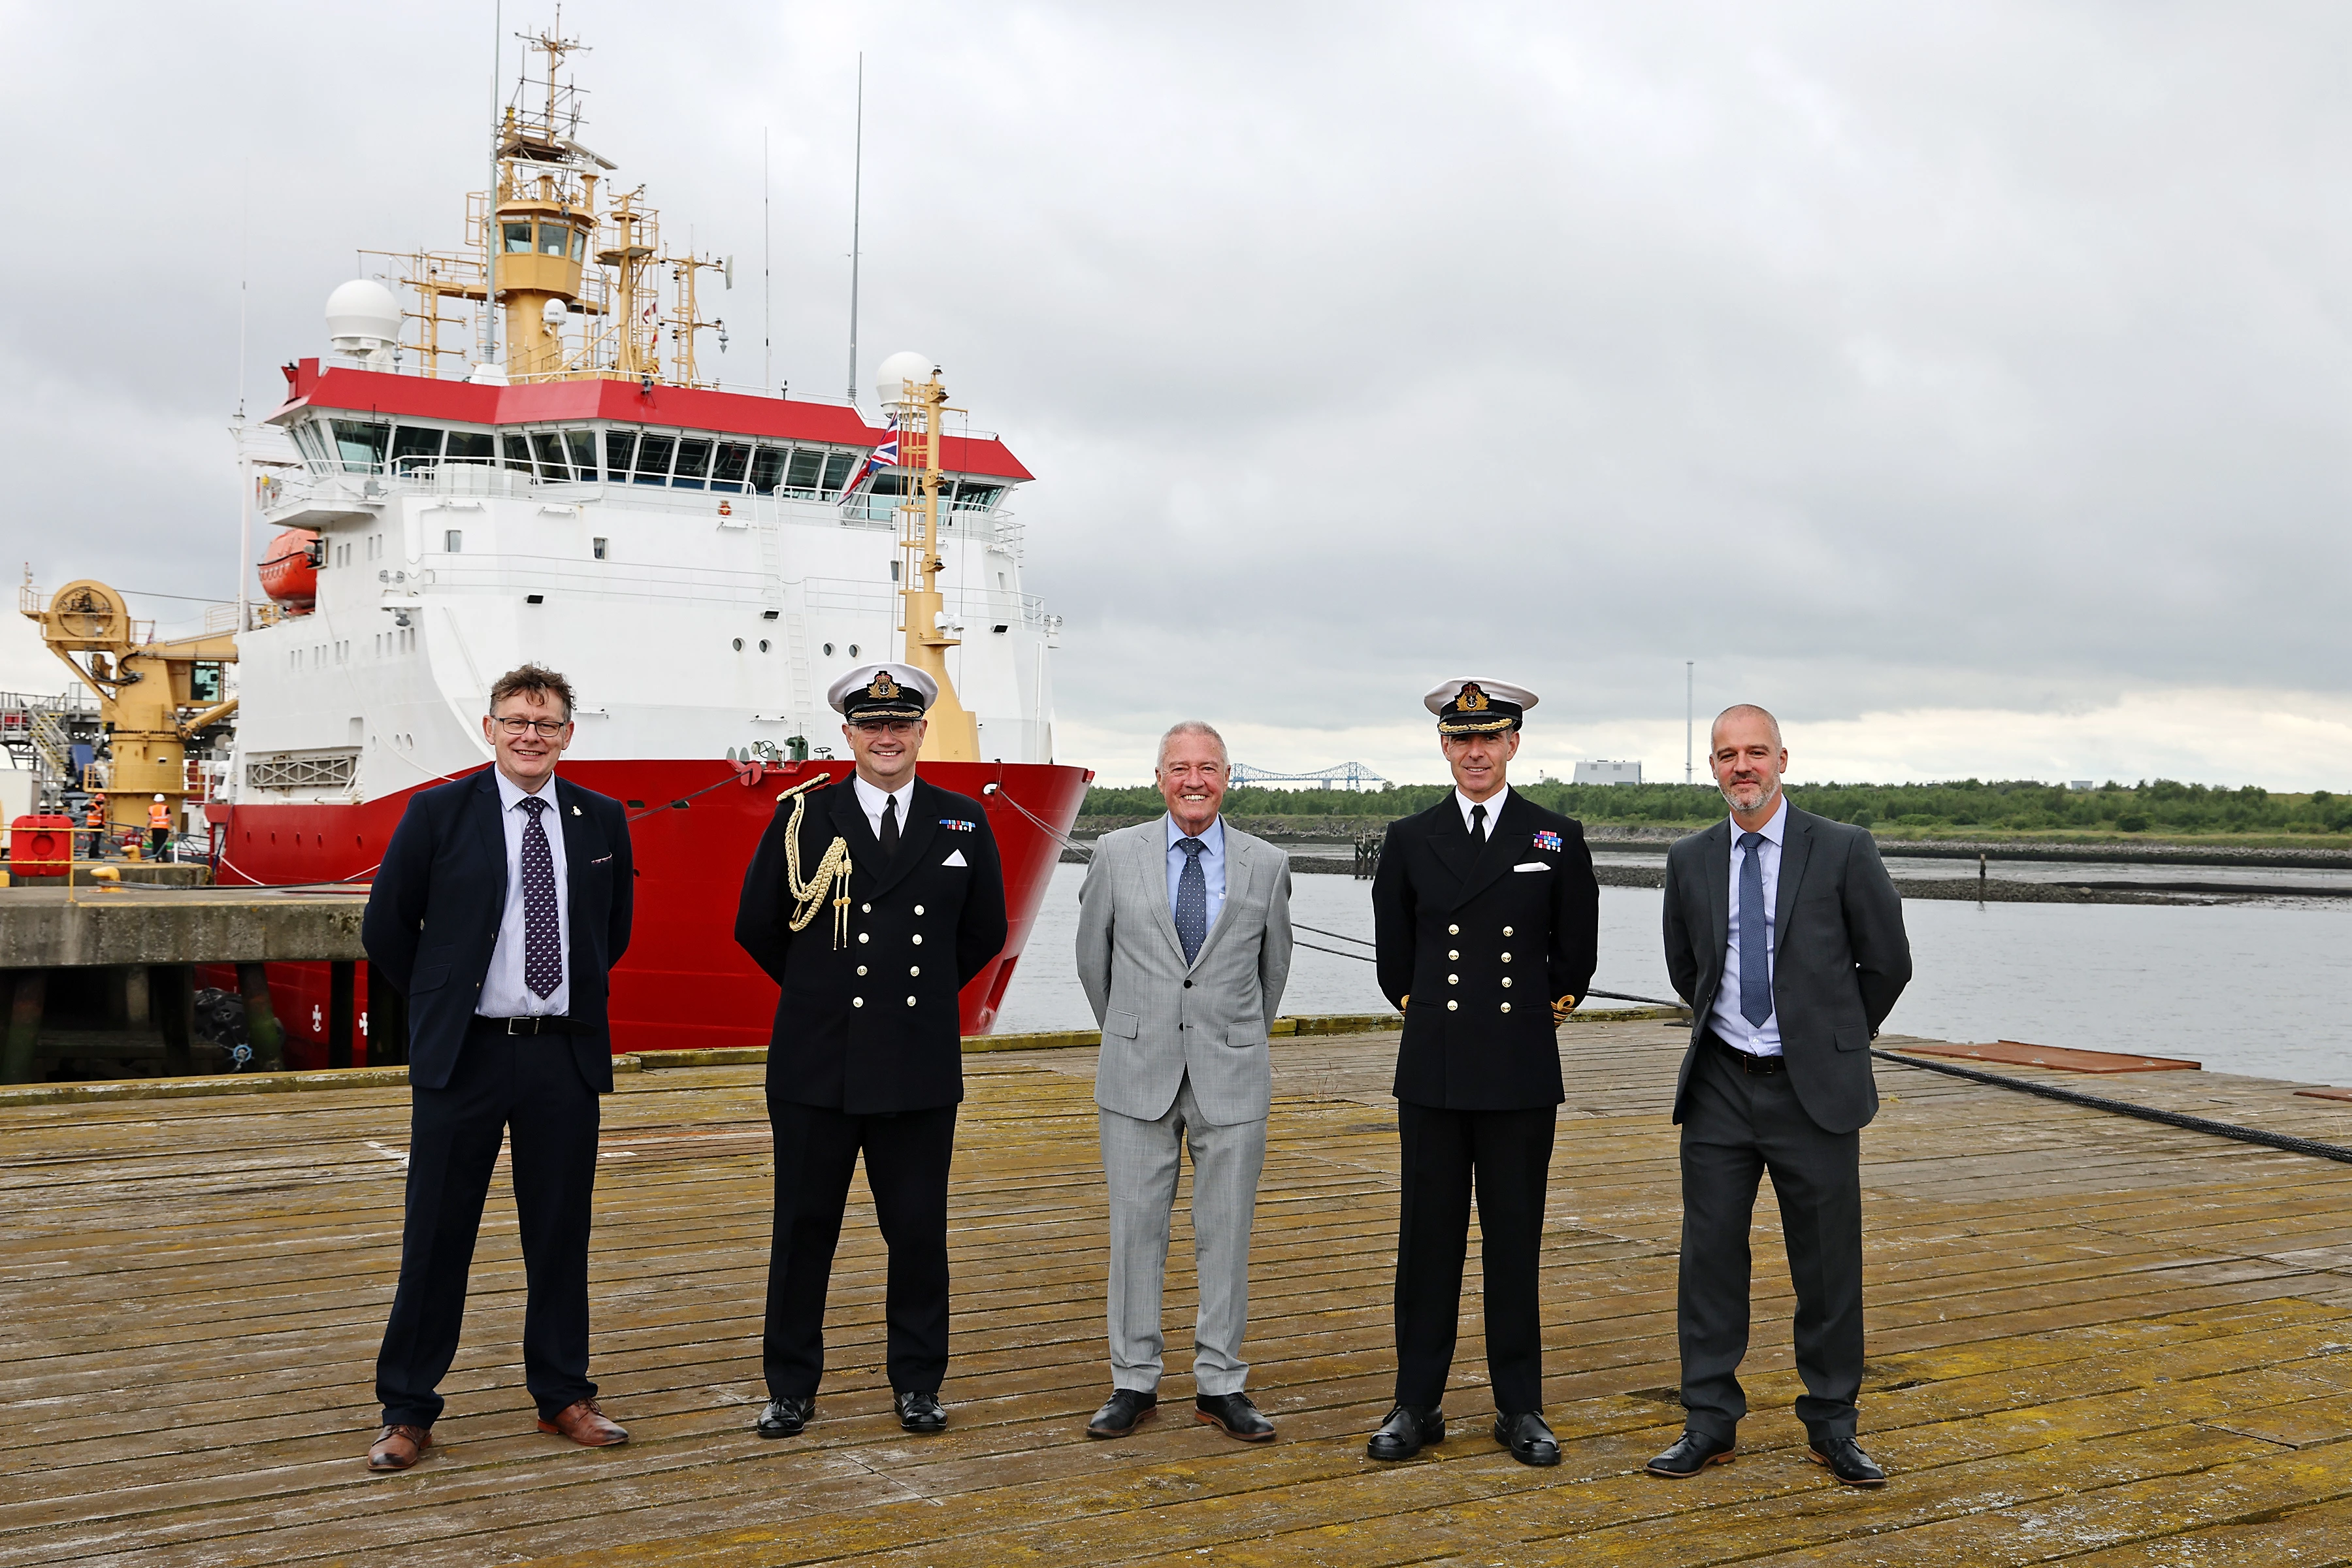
[1677,1038,1865,1443]
[763,1097,958,1400]
[374,1024,601,1426]
[1393,1100,1556,1413]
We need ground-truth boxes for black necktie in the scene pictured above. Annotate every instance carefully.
[1469,802,1488,850]
[879,793,900,859]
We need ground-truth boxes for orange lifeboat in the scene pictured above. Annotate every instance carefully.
[257,529,321,611]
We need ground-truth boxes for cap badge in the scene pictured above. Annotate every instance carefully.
[870,671,900,700]
[1458,683,1488,711]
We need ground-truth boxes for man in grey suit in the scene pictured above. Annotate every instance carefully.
[1648,704,1912,1488]
[1075,720,1293,1443]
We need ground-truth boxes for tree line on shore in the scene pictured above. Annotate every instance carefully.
[1077,778,2352,837]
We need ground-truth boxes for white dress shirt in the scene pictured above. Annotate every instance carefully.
[478,767,571,1017]
[852,772,915,843]
[1454,785,1511,840]
[1164,812,1228,933]
[1710,792,1788,1056]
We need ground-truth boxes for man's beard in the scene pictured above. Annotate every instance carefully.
[1718,776,1780,814]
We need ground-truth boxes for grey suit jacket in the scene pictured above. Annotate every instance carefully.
[1661,804,1912,1135]
[1075,817,1294,1126]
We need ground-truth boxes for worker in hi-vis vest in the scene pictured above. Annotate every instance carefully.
[147,794,171,862]
[84,793,107,860]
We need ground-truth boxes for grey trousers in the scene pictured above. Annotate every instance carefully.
[1676,1039,1867,1444]
[1099,1071,1267,1396]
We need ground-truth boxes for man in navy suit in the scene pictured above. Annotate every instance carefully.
[359,664,636,1473]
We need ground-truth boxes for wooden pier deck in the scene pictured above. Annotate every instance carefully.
[5,1021,2352,1565]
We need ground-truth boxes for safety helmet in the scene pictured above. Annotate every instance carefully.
[153,794,165,802]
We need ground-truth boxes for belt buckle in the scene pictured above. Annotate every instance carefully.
[505,1017,532,1036]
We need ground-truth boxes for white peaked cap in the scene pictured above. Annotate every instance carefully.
[827,661,939,716]
[1422,677,1539,716]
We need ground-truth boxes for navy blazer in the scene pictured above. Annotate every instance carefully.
[734,774,1007,1114]
[1661,805,1910,1135]
[361,767,635,1092]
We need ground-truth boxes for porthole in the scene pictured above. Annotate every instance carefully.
[848,643,860,656]
[732,637,743,651]
[823,642,834,656]
[758,639,770,653]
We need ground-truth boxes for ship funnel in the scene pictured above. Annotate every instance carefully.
[325,279,402,367]
[875,350,934,410]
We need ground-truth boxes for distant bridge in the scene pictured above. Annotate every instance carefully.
[1228,761,1390,791]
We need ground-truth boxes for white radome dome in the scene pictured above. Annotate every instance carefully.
[874,350,934,408]
[325,279,402,353]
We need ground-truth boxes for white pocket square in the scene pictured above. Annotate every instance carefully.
[942,849,968,867]
[1513,861,1550,872]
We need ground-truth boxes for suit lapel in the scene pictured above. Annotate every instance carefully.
[827,779,888,884]
[1447,790,1524,910]
[1703,819,1731,964]
[1142,817,1190,966]
[1772,806,1812,957]
[470,768,509,912]
[870,777,946,897]
[1426,798,1474,892]
[553,776,600,941]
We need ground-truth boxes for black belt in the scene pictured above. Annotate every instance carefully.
[470,1015,590,1036]
[1708,1032,1786,1074]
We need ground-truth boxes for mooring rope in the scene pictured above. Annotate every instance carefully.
[1872,1049,2352,1166]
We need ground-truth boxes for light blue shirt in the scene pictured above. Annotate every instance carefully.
[478,767,571,1017]
[1710,793,1788,1056]
[1165,813,1226,934]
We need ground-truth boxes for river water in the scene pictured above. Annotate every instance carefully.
[995,863,2352,1088]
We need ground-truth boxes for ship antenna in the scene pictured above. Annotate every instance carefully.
[764,126,774,396]
[845,52,863,406]
[483,0,502,364]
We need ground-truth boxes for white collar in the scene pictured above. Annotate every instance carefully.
[1728,792,1789,846]
[1455,785,1510,830]
[853,772,915,812]
[494,768,557,811]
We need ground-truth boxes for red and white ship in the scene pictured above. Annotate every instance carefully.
[208,29,1087,1062]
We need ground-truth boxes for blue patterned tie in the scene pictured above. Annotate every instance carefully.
[519,795,561,1000]
[1174,837,1208,966]
[1739,830,1771,1027]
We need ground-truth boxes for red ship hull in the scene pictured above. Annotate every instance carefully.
[204,760,1088,1070]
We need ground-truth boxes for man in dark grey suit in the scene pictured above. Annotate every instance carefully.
[1648,704,1910,1488]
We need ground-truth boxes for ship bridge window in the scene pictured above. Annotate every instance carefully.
[565,430,598,479]
[532,432,572,480]
[445,430,495,465]
[633,433,675,484]
[711,442,751,492]
[785,449,825,496]
[569,228,587,261]
[537,221,571,257]
[956,482,1005,511]
[749,446,787,494]
[290,420,330,472]
[389,425,444,474]
[330,420,389,473]
[673,437,713,490]
[503,434,536,474]
[502,221,534,253]
[604,430,638,476]
[821,451,856,492]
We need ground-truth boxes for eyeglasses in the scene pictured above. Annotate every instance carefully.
[852,720,921,737]
[492,716,569,738]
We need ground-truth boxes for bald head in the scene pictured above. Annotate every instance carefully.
[1708,704,1788,827]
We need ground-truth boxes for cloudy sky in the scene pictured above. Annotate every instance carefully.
[5,2,2348,787]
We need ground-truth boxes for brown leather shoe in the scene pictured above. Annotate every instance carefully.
[367,1424,432,1472]
[537,1397,629,1446]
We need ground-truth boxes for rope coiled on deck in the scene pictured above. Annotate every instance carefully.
[1872,1049,2352,1166]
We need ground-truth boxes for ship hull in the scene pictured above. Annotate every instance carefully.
[205,759,1086,1068]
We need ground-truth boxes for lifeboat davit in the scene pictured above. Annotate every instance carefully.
[257,528,320,610]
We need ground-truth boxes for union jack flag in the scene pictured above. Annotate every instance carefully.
[846,414,898,497]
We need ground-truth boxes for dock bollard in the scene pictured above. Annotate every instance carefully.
[237,964,285,1072]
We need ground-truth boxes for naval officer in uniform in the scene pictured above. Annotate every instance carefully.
[734,662,1008,1439]
[1365,678,1599,1467]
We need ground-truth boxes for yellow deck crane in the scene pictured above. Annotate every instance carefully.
[19,580,238,843]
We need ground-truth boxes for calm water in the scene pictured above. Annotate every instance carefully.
[996,865,2352,1086]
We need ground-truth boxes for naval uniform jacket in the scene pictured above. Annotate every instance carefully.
[361,768,635,1093]
[734,774,1008,1115]
[1371,792,1599,1110]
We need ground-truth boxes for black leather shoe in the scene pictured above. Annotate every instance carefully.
[1196,1391,1276,1443]
[1645,1429,1737,1477]
[1365,1404,1445,1461]
[1494,1410,1560,1467]
[894,1389,948,1433]
[1086,1388,1158,1438]
[1808,1435,1887,1486]
[755,1396,814,1439]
